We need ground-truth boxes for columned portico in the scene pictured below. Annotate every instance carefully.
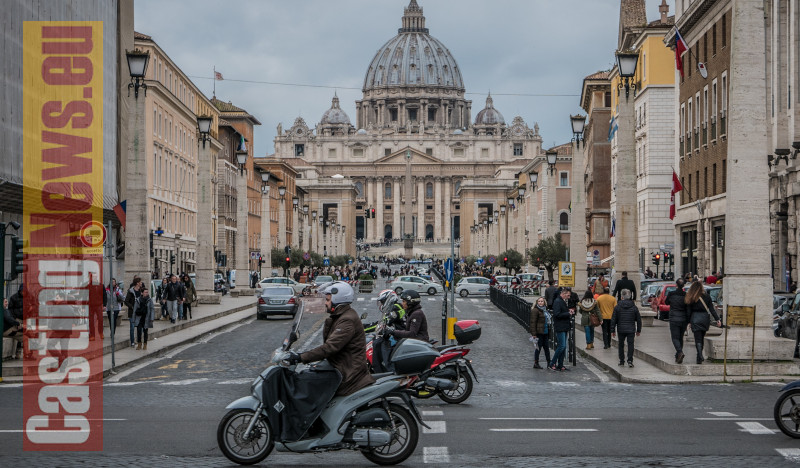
[434,177,443,240]
[444,177,451,241]
[393,177,401,238]
[376,176,384,241]
[417,178,425,239]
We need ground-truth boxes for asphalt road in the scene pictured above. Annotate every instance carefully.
[1,271,799,467]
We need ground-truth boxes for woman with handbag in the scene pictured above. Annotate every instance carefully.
[578,290,602,350]
[684,281,721,364]
[529,297,551,369]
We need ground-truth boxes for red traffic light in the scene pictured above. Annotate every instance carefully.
[285,257,290,262]
[655,254,660,260]
[503,257,508,262]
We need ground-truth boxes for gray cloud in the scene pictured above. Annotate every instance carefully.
[135,0,675,155]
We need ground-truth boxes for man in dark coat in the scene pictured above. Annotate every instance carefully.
[613,271,637,301]
[611,289,642,367]
[665,278,688,363]
[548,289,574,370]
[292,282,375,396]
[8,284,24,322]
[392,289,429,343]
[545,280,561,309]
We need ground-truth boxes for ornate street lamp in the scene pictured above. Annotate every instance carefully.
[302,205,309,216]
[529,171,539,189]
[197,115,213,148]
[570,114,586,148]
[259,170,270,193]
[125,49,150,98]
[292,196,299,211]
[517,186,526,202]
[235,148,247,175]
[546,150,558,175]
[312,210,317,221]
[500,205,506,215]
[278,186,286,200]
[616,50,639,99]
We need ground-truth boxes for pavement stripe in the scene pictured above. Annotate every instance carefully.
[736,422,775,434]
[423,421,447,434]
[0,384,23,388]
[471,299,478,303]
[776,448,800,463]
[481,418,601,421]
[695,418,772,421]
[423,446,450,463]
[490,428,598,432]
[428,298,436,301]
[217,378,253,385]
[357,297,365,301]
[549,382,580,387]
[709,411,738,417]
[423,411,444,417]
[104,382,153,386]
[161,378,209,386]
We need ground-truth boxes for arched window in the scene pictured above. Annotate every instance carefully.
[425,224,434,240]
[384,224,393,240]
[426,182,433,199]
[355,181,364,197]
[559,212,569,231]
[385,183,392,199]
[454,180,461,193]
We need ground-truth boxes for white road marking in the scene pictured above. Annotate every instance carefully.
[709,411,738,417]
[423,446,450,463]
[490,428,597,432]
[422,411,444,417]
[583,360,610,383]
[471,299,478,303]
[357,297,365,301]
[495,380,527,388]
[423,421,447,434]
[777,448,800,463]
[549,382,580,387]
[105,381,153,386]
[736,422,775,434]
[161,378,209,386]
[428,298,436,301]
[217,378,254,385]
[695,418,772,421]
[481,417,600,421]
[0,384,23,388]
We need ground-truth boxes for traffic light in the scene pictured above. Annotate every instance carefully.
[9,235,24,280]
[149,230,154,257]
[170,254,176,265]
[365,208,369,218]
[258,255,264,267]
[285,256,291,269]
[663,252,670,265]
[503,256,508,267]
[370,208,376,219]
[653,253,661,266]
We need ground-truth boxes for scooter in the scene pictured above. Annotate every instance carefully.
[774,380,800,438]
[217,306,434,466]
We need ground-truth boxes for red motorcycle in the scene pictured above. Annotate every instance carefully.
[366,320,481,404]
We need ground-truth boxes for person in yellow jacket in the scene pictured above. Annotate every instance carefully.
[596,287,618,350]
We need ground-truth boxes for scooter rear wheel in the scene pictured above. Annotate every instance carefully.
[361,403,419,466]
[217,408,274,465]
[438,368,473,404]
[775,389,800,439]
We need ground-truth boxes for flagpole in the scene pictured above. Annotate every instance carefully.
[213,65,216,98]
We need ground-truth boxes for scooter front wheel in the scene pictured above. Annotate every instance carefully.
[361,403,419,466]
[775,389,800,439]
[438,368,473,404]
[217,408,274,465]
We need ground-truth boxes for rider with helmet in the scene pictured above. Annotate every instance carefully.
[389,289,429,343]
[371,290,407,373]
[287,281,375,396]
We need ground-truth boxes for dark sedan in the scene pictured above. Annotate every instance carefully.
[257,287,299,319]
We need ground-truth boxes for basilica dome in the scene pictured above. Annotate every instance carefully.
[362,0,464,92]
[474,94,505,126]
[320,94,350,125]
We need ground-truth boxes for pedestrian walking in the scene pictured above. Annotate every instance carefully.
[156,278,168,320]
[164,274,185,323]
[612,271,637,301]
[548,289,574,371]
[591,274,609,296]
[596,287,617,349]
[182,274,196,320]
[544,280,560,309]
[684,281,721,364]
[666,278,688,363]
[578,290,601,350]
[105,278,124,340]
[611,289,642,367]
[529,296,551,369]
[124,277,143,347]
[134,287,155,350]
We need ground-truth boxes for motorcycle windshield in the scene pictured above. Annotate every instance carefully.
[282,303,305,351]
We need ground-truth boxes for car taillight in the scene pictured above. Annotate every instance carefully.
[258,297,265,304]
[287,297,296,304]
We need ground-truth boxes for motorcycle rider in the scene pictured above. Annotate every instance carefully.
[287,281,375,396]
[372,289,406,373]
[389,289,429,343]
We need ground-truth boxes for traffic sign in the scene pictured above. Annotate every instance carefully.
[323,257,330,266]
[79,221,106,248]
[444,258,454,282]
[558,261,576,288]
[476,258,484,265]
[303,252,311,261]
[488,255,496,265]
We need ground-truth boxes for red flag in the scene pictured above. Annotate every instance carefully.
[114,200,127,229]
[214,71,223,81]
[674,29,688,78]
[669,171,683,220]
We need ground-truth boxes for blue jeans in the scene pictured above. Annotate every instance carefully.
[549,331,567,368]
[129,316,136,345]
[584,326,594,344]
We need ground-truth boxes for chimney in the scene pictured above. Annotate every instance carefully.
[659,0,669,24]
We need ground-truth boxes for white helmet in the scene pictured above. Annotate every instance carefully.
[321,281,354,306]
[377,289,396,304]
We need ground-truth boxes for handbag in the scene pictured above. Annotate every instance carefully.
[589,313,602,328]
[691,297,712,331]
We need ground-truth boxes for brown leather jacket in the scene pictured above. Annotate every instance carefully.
[300,304,375,396]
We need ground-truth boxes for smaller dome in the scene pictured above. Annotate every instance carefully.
[320,94,351,125]
[453,129,463,135]
[357,128,367,134]
[474,94,505,125]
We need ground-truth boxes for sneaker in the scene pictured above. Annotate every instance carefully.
[618,361,625,366]
[533,363,542,369]
[628,361,634,368]
[676,352,685,364]
[131,342,136,348]
[558,366,570,372]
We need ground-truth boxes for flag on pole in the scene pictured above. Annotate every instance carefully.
[568,200,572,213]
[114,200,127,229]
[607,115,618,141]
[239,134,247,152]
[610,217,615,238]
[669,170,683,220]
[674,29,689,78]
[214,71,224,81]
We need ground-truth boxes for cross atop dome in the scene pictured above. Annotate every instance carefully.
[400,0,428,33]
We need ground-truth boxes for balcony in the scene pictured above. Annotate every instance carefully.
[710,118,717,141]
[679,136,684,155]
[720,112,727,137]
[702,124,707,147]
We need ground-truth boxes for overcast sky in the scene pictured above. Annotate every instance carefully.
[134,0,675,157]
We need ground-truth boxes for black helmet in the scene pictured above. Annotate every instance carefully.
[399,289,421,307]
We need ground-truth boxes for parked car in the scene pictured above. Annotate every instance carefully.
[256,287,299,318]
[641,281,668,308]
[390,275,443,295]
[456,276,491,297]
[774,292,796,337]
[494,275,514,289]
[649,283,679,320]
[313,275,335,287]
[256,277,305,294]
[518,273,543,295]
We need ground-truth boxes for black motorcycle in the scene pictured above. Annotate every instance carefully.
[775,380,800,438]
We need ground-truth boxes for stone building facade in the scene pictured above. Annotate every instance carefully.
[271,1,541,257]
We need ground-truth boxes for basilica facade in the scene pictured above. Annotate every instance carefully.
[271,0,544,257]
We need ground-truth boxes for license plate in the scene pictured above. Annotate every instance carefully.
[269,299,283,305]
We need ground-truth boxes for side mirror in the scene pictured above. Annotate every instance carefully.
[361,312,368,320]
[289,331,299,344]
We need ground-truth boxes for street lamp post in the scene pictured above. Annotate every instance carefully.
[278,186,287,255]
[311,210,318,254]
[545,150,558,238]
[259,170,272,275]
[234,148,249,282]
[302,205,309,251]
[291,196,299,249]
[528,171,539,254]
[569,114,588,293]
[195,115,217,298]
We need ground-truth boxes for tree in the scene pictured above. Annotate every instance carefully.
[270,247,284,269]
[500,249,523,273]
[526,233,568,281]
[465,255,478,266]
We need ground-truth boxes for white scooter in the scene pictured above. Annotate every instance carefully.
[217,305,438,465]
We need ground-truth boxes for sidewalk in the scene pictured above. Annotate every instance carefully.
[1,294,259,383]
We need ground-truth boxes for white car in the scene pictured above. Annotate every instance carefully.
[256,277,305,294]
[456,276,491,297]
[391,275,443,296]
